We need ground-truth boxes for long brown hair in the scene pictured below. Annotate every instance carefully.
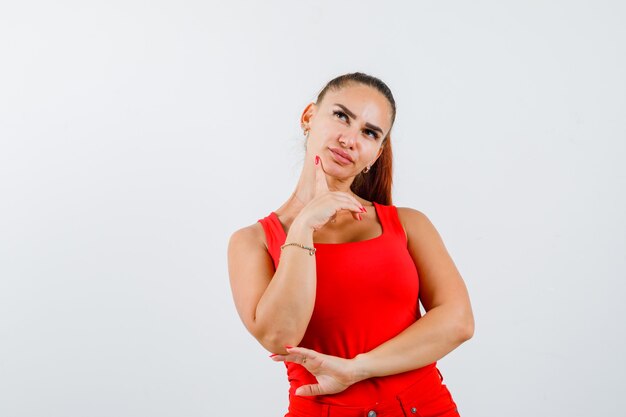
[315,72,396,205]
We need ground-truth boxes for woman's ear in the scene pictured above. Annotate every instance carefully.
[372,147,383,164]
[300,102,316,128]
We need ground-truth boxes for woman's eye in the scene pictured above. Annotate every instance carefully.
[333,110,348,121]
[365,130,378,139]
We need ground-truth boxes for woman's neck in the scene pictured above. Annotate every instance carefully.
[276,158,363,217]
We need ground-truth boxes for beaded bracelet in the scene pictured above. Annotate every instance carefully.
[280,242,316,256]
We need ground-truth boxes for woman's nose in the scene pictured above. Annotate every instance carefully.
[340,127,359,147]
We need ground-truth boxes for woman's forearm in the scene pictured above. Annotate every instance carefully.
[351,305,474,382]
[255,219,316,353]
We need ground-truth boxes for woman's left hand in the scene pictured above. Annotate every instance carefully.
[270,346,361,396]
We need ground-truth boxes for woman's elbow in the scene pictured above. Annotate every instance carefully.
[457,311,475,341]
[256,326,304,354]
[448,304,474,342]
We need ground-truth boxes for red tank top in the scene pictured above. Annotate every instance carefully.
[257,201,437,405]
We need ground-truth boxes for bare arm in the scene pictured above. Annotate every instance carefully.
[228,218,316,354]
[351,207,474,379]
[228,157,365,355]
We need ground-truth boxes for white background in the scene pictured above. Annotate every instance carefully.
[1,1,624,416]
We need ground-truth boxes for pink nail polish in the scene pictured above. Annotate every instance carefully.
[360,207,366,212]
[285,345,294,349]
[357,214,362,221]
[315,156,320,165]
[269,353,278,357]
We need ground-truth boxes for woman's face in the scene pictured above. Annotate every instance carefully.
[302,83,393,180]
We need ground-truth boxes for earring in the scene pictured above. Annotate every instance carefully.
[362,165,371,173]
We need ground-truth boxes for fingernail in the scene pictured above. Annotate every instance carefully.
[357,214,362,221]
[269,353,278,357]
[360,207,366,212]
[315,156,320,165]
[285,345,294,349]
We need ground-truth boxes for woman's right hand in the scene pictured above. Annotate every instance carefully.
[296,155,366,232]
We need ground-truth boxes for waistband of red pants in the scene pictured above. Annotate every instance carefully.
[287,366,459,417]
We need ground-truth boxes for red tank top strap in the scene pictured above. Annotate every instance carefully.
[257,213,285,269]
[373,201,408,246]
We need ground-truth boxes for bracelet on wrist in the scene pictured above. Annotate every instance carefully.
[280,242,316,256]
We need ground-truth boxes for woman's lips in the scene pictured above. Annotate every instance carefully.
[329,148,353,165]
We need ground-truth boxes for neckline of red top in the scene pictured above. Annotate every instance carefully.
[270,201,385,246]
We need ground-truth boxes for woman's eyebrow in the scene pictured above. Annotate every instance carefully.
[333,103,384,135]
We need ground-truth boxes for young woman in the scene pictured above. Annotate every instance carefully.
[228,72,474,417]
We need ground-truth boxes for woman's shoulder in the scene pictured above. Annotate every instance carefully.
[394,206,435,232]
[393,206,446,251]
[394,205,428,218]
[228,220,269,253]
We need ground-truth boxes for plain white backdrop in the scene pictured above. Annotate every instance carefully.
[1,1,624,416]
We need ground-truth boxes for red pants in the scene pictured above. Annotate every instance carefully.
[285,367,460,417]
